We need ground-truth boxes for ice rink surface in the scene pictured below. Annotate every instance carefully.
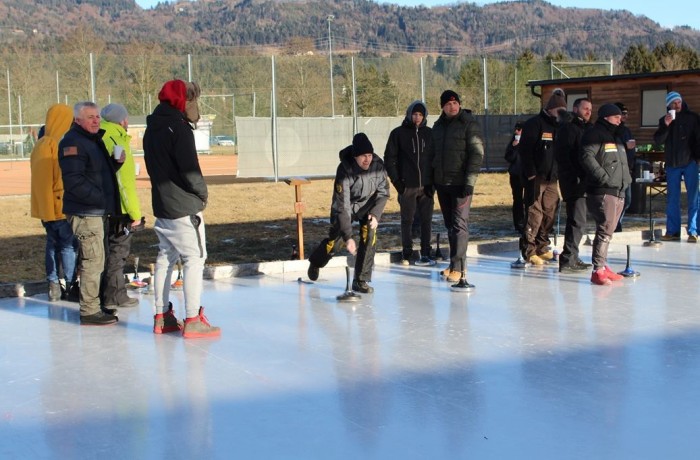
[2,240,700,459]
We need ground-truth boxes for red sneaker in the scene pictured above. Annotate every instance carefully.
[153,302,183,334]
[604,266,623,281]
[183,307,221,339]
[591,269,612,286]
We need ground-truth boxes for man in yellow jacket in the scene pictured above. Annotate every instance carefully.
[99,103,143,310]
[30,104,78,302]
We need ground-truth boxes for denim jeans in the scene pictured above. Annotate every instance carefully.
[42,219,77,284]
[665,162,699,236]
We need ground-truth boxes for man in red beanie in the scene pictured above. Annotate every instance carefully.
[144,79,220,338]
[307,132,390,294]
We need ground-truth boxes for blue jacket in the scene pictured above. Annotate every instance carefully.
[58,123,120,217]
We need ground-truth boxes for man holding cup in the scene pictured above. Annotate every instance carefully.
[653,91,700,242]
[100,103,144,310]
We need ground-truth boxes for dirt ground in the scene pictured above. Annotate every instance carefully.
[0,171,651,284]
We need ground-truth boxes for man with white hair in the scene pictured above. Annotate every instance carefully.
[59,102,121,326]
[653,91,700,242]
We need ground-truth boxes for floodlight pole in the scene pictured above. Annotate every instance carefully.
[328,14,335,118]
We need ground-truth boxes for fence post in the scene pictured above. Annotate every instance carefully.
[285,177,311,260]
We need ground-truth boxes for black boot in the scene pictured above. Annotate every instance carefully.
[80,311,118,326]
[352,280,374,294]
[62,282,80,302]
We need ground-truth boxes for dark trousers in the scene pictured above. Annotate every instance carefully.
[560,196,587,266]
[508,174,527,233]
[523,178,560,259]
[308,215,376,282]
[399,187,434,258]
[616,185,632,232]
[100,216,134,306]
[435,185,473,273]
[587,194,624,270]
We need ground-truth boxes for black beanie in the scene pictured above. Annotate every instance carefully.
[352,133,374,157]
[440,90,460,107]
[598,103,622,119]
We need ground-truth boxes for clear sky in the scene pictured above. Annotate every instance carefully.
[133,0,700,30]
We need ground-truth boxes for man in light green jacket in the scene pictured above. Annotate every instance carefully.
[100,103,144,310]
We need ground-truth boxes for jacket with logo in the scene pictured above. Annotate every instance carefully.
[580,118,631,198]
[331,147,390,242]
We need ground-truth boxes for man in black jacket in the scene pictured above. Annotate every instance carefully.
[384,100,435,266]
[307,133,389,294]
[59,101,120,326]
[555,97,593,273]
[144,79,220,338]
[614,102,637,232]
[432,90,484,290]
[580,103,631,286]
[653,91,700,242]
[504,121,526,234]
[519,89,567,266]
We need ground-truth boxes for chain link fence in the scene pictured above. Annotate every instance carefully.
[0,53,607,162]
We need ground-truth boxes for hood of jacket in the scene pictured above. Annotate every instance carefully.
[435,107,474,126]
[43,104,73,141]
[401,100,428,128]
[595,117,620,136]
[146,102,192,133]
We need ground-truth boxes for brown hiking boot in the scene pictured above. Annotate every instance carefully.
[48,281,62,302]
[183,307,221,339]
[153,302,183,334]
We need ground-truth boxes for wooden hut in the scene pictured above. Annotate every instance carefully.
[527,69,700,149]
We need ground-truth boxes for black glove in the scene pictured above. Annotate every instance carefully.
[424,184,435,197]
[394,182,406,195]
[459,184,474,198]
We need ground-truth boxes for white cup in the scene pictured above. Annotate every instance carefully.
[113,145,125,162]
[643,171,651,180]
[514,134,521,142]
[669,109,676,120]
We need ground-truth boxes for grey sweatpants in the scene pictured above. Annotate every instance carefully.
[153,212,207,318]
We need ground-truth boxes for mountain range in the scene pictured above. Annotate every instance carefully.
[2,0,700,59]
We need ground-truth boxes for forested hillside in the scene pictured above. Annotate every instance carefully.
[2,0,699,59]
